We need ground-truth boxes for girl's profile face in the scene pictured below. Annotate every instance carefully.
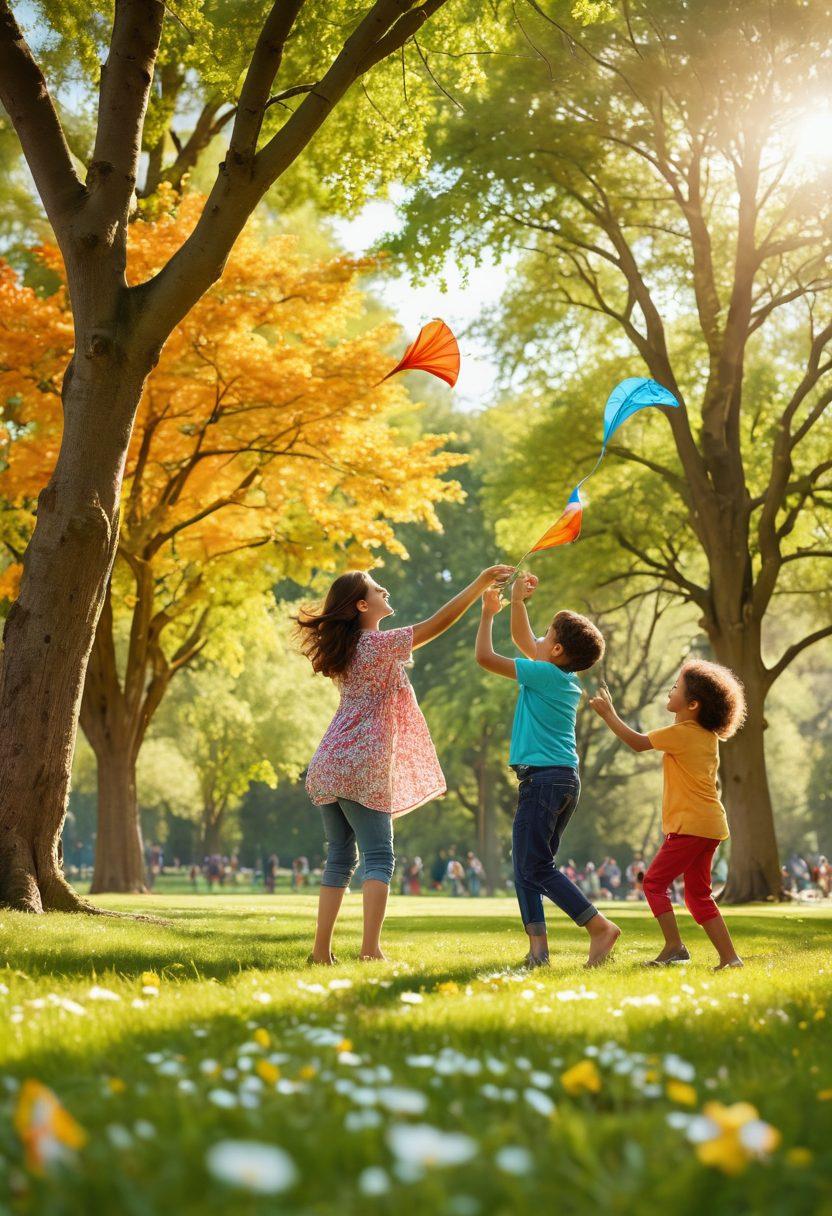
[357,578,394,626]
[667,673,696,716]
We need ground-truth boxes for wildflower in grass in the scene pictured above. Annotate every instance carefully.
[495,1146,534,1176]
[88,986,120,1002]
[299,1065,317,1081]
[377,1087,429,1115]
[524,1088,555,1116]
[13,1080,87,1174]
[358,1166,391,1195]
[687,1102,780,1175]
[208,1089,238,1109]
[106,1077,126,1095]
[206,1140,297,1195]
[666,1080,697,1106]
[561,1060,602,1096]
[107,1124,133,1149]
[328,979,353,990]
[346,1109,383,1132]
[817,1089,832,1101]
[336,1038,353,1053]
[253,1028,270,1049]
[255,1060,280,1085]
[786,1148,813,1167]
[436,981,459,995]
[387,1123,477,1172]
[252,992,273,1005]
[400,992,423,1005]
[200,1059,221,1077]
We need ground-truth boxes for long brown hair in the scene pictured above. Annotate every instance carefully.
[295,571,371,678]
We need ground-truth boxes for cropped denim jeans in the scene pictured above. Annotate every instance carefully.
[319,798,395,888]
[511,764,597,935]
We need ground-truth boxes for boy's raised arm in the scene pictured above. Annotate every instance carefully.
[510,573,539,659]
[475,588,517,679]
[588,685,653,752]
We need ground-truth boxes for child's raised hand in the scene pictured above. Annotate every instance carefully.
[477,564,515,590]
[511,572,538,601]
[588,683,615,719]
[481,586,504,616]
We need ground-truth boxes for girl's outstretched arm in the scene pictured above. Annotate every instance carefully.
[411,565,514,650]
[588,685,653,751]
[475,588,517,679]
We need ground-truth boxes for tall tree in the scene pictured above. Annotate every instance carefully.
[0,200,463,894]
[0,0,480,912]
[391,0,832,900]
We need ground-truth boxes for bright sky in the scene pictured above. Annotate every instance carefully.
[331,199,511,409]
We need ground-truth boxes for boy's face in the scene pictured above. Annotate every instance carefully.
[537,623,566,666]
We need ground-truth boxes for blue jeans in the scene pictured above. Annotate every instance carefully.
[319,799,395,888]
[511,765,597,934]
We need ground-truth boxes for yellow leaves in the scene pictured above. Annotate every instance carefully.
[560,1059,602,1096]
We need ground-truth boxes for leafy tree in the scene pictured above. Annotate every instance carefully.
[0,0,488,912]
[390,0,832,900]
[0,197,463,892]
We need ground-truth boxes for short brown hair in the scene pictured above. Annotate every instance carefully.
[680,659,746,739]
[552,610,605,672]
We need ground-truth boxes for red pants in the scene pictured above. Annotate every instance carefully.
[643,833,720,925]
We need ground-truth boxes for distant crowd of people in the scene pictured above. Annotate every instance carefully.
[782,852,830,899]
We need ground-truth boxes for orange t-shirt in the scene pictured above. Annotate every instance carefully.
[647,720,729,841]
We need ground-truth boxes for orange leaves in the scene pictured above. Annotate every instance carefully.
[0,192,464,595]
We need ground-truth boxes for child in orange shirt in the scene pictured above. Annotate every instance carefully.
[589,660,746,970]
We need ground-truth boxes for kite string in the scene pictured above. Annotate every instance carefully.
[506,447,608,585]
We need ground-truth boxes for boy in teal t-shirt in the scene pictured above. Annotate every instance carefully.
[476,574,620,968]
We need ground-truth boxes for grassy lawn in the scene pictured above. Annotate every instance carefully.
[1,896,830,1215]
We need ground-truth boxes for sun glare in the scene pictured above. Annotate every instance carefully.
[791,108,832,163]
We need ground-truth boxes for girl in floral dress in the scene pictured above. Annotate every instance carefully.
[298,565,513,964]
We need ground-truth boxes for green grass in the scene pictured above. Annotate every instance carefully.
[1,896,830,1216]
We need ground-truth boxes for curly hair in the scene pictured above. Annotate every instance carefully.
[680,659,746,739]
[551,610,605,673]
[295,571,370,678]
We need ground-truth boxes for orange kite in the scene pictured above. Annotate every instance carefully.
[383,318,460,388]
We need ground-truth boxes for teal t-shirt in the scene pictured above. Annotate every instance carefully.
[508,658,582,769]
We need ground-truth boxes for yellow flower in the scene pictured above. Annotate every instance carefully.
[298,1065,317,1081]
[436,981,460,995]
[106,1077,126,1095]
[666,1080,697,1107]
[255,1060,280,1085]
[253,1028,270,1049]
[13,1080,87,1174]
[786,1148,813,1168]
[814,1008,826,1021]
[561,1060,602,1096]
[817,1089,832,1101]
[141,972,159,987]
[693,1102,781,1176]
[336,1039,353,1054]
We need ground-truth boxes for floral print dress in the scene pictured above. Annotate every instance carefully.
[306,625,446,816]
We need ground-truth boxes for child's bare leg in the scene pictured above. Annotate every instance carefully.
[702,913,743,968]
[650,909,690,962]
[310,885,346,964]
[359,878,390,960]
[585,912,621,967]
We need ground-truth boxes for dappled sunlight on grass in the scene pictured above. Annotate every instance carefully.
[1,897,830,1214]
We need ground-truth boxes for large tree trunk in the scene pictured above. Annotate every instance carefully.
[0,337,148,910]
[709,625,783,903]
[89,742,146,894]
[202,803,224,857]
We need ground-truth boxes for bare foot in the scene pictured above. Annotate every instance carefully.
[307,952,337,966]
[646,944,690,967]
[713,956,744,971]
[585,921,621,968]
[359,950,389,962]
[522,952,550,969]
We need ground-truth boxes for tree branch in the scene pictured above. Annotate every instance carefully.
[765,623,832,689]
[0,0,85,240]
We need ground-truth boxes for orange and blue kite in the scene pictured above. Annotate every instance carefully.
[520,377,681,562]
